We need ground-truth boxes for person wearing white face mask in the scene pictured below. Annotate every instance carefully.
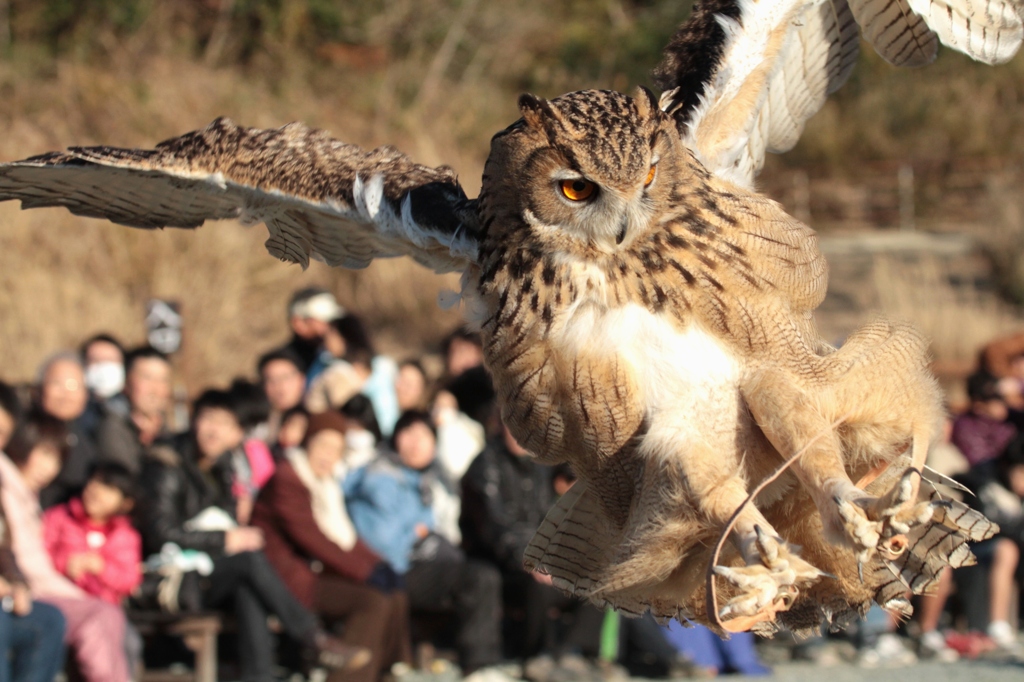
[79,334,126,402]
[75,334,126,460]
[337,395,383,480]
[83,362,124,401]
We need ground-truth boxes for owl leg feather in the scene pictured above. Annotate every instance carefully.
[741,369,864,547]
[742,354,983,605]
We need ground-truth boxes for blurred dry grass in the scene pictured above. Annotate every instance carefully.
[871,255,1021,364]
[0,54,468,389]
[0,0,693,389]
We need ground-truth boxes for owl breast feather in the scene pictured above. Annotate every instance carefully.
[487,286,748,470]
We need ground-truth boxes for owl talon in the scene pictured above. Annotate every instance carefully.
[832,468,935,563]
[714,536,824,623]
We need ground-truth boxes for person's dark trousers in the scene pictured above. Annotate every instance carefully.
[314,574,412,682]
[953,559,991,631]
[0,602,67,682]
[549,593,603,659]
[502,570,602,660]
[406,558,503,673]
[204,551,318,682]
[619,613,678,677]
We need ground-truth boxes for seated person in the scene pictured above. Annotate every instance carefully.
[432,388,486,483]
[304,355,366,415]
[227,379,276,495]
[258,349,307,446]
[34,353,97,509]
[274,287,344,375]
[137,390,366,682]
[338,395,382,476]
[274,404,310,458]
[96,346,173,475]
[346,411,502,675]
[0,441,66,682]
[197,385,273,526]
[663,621,769,677]
[461,423,603,666]
[251,411,411,682]
[80,333,125,404]
[952,372,1017,468]
[395,361,428,413]
[956,440,1024,651]
[332,315,399,437]
[0,382,22,453]
[43,462,142,605]
[0,410,130,682]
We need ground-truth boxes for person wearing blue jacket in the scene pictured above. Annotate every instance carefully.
[346,411,505,677]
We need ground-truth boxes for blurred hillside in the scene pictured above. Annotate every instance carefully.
[0,0,1023,390]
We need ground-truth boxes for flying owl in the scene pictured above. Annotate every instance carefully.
[0,0,1017,634]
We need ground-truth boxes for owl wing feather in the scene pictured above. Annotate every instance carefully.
[0,117,480,273]
[655,0,1023,187]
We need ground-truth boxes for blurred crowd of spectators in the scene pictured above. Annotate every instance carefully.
[0,287,731,682]
[0,287,1021,682]
[913,333,1024,661]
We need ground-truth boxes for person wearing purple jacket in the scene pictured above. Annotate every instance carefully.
[952,372,1017,467]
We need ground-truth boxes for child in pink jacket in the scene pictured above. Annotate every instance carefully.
[43,462,142,605]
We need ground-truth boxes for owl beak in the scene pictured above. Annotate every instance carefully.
[615,217,628,245]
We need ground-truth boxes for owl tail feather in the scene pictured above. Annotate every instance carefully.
[523,480,615,597]
[868,486,998,618]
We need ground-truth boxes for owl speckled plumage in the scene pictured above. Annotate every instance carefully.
[0,0,1018,633]
[467,87,979,631]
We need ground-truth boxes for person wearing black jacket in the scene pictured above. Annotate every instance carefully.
[137,390,367,682]
[460,425,602,665]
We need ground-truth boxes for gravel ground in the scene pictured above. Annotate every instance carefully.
[735,658,1024,682]
[738,634,1024,682]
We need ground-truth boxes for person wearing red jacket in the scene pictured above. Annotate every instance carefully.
[42,462,141,605]
[252,411,410,682]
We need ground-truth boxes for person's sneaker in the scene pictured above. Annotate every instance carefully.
[918,630,959,662]
[857,633,917,668]
[309,631,373,671]
[988,621,1020,650]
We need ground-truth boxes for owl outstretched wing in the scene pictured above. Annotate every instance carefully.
[655,0,1023,187]
[0,117,479,273]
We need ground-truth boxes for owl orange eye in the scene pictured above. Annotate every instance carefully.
[560,179,596,202]
[644,164,657,187]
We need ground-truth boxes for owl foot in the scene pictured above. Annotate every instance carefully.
[714,527,828,628]
[832,468,936,574]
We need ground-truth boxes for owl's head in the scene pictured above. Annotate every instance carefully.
[484,88,684,253]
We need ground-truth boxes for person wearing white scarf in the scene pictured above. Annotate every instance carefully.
[285,446,357,551]
[250,410,412,682]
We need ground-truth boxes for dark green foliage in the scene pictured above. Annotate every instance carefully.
[4,0,1024,170]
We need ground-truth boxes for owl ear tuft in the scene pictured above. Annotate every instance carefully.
[634,86,660,118]
[518,93,551,129]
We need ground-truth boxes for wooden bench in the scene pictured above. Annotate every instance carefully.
[129,611,221,682]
